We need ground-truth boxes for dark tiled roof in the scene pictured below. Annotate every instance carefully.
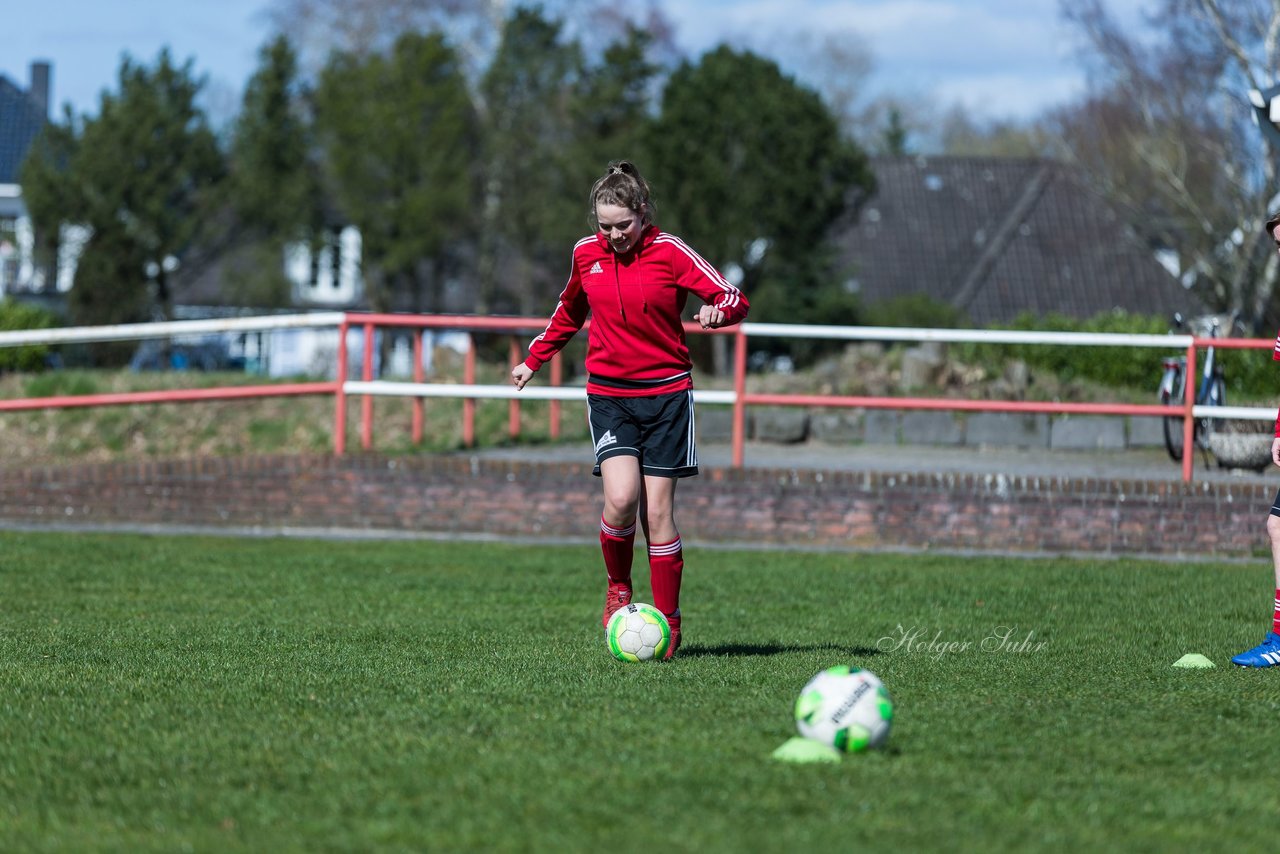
[0,76,46,184]
[837,156,1202,324]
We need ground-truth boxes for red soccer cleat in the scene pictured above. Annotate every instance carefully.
[602,582,632,627]
[664,611,681,660]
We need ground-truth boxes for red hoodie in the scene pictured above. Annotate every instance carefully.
[524,224,749,397]
[1274,329,1280,437]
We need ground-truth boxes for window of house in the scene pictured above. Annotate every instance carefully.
[0,217,17,288]
[330,232,341,290]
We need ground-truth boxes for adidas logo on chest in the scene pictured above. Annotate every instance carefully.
[587,261,604,275]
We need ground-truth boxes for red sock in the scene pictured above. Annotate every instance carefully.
[1272,589,1280,635]
[600,518,635,586]
[648,537,683,616]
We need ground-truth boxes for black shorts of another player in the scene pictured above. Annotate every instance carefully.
[587,390,698,479]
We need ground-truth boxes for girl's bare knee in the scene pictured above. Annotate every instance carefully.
[1266,513,1280,544]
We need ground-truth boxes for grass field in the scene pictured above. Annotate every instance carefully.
[1,530,1275,852]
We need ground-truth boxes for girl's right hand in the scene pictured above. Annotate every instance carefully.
[512,363,535,390]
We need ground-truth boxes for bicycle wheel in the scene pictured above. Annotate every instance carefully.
[1161,368,1187,462]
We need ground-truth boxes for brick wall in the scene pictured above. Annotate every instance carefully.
[0,453,1270,557]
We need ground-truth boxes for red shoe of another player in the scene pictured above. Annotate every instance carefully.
[664,611,681,660]
[602,582,632,628]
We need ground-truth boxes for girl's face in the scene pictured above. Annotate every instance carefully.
[596,203,645,254]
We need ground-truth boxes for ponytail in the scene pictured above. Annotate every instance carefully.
[589,160,656,228]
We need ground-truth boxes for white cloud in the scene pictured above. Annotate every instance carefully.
[4,0,1156,124]
[934,72,1086,119]
[657,0,1151,120]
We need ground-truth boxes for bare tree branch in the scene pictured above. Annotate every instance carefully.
[1196,0,1266,90]
[1054,0,1280,326]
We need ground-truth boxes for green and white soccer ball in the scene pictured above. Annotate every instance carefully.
[794,666,893,752]
[606,602,671,662]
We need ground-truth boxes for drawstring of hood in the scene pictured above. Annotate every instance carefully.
[636,243,648,316]
[613,259,626,324]
[610,247,648,323]
[601,225,656,324]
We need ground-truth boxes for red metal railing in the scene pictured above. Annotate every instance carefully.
[337,314,1278,482]
[332,313,582,454]
[0,313,344,416]
[0,311,1274,482]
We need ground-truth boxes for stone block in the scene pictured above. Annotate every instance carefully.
[753,407,808,443]
[697,406,748,441]
[1126,416,1168,449]
[902,411,964,445]
[1049,416,1126,450]
[900,347,943,391]
[965,412,1050,448]
[863,410,901,444]
[1004,359,1030,394]
[809,411,862,443]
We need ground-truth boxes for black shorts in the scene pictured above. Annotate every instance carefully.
[587,390,698,479]
[1271,487,1280,517]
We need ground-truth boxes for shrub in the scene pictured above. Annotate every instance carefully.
[951,310,1173,391]
[862,294,967,329]
[0,300,58,372]
[1216,344,1273,400]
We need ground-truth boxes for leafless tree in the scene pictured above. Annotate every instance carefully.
[267,0,508,81]
[739,28,932,153]
[266,0,678,86]
[1055,0,1280,328]
[938,108,1051,157]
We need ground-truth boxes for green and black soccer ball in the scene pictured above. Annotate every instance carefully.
[605,602,670,662]
[794,665,893,752]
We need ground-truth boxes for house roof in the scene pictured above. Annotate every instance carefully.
[0,75,46,184]
[836,156,1202,325]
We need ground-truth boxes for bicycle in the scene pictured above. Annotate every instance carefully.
[1158,312,1234,463]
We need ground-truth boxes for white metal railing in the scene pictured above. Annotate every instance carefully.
[0,313,1276,482]
[0,312,345,346]
[343,380,737,405]
[740,322,1191,348]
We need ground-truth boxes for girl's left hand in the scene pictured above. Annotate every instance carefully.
[696,304,726,329]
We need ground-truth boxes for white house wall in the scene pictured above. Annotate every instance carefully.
[285,226,363,305]
[0,185,29,296]
[252,326,469,380]
[50,223,88,293]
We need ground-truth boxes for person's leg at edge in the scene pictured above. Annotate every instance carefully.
[1231,500,1280,667]
[600,456,642,627]
[1270,511,1280,636]
[643,474,683,658]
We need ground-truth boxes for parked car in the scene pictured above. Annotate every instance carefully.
[129,338,246,372]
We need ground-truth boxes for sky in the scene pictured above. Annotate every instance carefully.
[3,0,1149,126]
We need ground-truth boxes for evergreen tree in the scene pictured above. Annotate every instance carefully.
[572,25,660,172]
[880,108,909,155]
[477,7,585,315]
[20,50,225,325]
[313,32,481,313]
[226,35,325,306]
[18,115,78,289]
[647,46,874,334]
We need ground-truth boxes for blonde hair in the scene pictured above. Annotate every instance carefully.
[589,160,655,228]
